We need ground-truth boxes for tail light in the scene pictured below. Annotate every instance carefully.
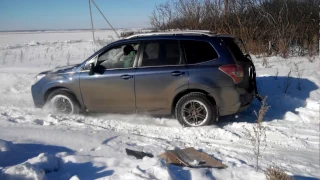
[219,64,244,84]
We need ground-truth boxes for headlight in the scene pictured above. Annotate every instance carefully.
[33,74,46,84]
[35,74,46,81]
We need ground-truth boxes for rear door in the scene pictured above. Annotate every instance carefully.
[220,37,254,93]
[135,40,188,115]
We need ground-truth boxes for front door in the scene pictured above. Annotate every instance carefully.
[135,40,189,115]
[79,43,139,113]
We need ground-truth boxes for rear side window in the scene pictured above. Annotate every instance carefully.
[144,43,159,59]
[141,40,181,67]
[182,40,218,64]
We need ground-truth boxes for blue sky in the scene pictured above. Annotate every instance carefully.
[0,0,167,31]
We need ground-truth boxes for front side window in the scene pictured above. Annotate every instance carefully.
[182,40,218,64]
[97,43,139,69]
[141,41,181,67]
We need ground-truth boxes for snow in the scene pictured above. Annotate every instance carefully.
[0,30,319,179]
[1,162,45,180]
[27,153,60,173]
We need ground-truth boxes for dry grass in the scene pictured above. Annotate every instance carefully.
[244,97,270,171]
[265,166,294,180]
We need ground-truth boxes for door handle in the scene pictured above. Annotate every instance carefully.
[120,75,133,80]
[171,71,185,76]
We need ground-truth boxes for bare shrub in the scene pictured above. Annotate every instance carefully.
[265,166,294,180]
[262,58,271,68]
[244,97,270,171]
[66,51,71,65]
[307,56,315,63]
[95,37,115,49]
[149,0,318,57]
[283,70,292,94]
[120,31,135,37]
[13,52,17,64]
[278,39,289,58]
[2,51,8,65]
[293,63,303,90]
[19,50,24,62]
[120,30,157,38]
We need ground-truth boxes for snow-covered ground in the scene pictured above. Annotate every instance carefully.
[0,30,319,180]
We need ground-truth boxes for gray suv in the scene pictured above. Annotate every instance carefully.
[31,31,259,127]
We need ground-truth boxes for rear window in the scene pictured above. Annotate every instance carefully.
[222,38,245,61]
[182,40,218,64]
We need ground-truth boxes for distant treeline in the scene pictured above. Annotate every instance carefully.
[149,0,319,57]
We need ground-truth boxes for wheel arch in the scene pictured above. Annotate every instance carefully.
[44,87,81,109]
[171,89,217,116]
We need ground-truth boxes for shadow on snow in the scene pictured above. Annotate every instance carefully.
[219,76,318,124]
[0,141,114,179]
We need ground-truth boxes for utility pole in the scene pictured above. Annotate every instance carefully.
[90,0,120,38]
[88,0,95,42]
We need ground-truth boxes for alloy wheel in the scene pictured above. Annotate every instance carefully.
[181,100,208,126]
[50,95,74,114]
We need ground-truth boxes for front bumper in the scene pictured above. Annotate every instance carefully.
[31,84,45,108]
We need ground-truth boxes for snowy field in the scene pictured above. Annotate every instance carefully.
[0,30,319,180]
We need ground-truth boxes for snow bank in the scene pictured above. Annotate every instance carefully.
[27,153,60,173]
[1,162,45,180]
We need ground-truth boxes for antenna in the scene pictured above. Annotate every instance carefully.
[88,0,120,39]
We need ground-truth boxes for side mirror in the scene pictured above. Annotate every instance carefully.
[88,63,95,76]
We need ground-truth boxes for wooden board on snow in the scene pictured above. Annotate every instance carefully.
[158,147,227,168]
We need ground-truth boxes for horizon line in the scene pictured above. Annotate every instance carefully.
[0,27,152,33]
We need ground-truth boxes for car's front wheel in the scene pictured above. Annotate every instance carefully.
[175,93,216,127]
[47,89,79,114]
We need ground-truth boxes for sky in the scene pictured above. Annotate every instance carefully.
[0,0,167,31]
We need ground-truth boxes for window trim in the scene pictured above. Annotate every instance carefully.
[137,40,185,68]
[181,39,219,65]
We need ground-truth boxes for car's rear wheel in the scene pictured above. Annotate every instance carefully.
[175,93,216,127]
[47,90,79,114]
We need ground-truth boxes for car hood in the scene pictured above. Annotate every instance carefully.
[39,64,81,75]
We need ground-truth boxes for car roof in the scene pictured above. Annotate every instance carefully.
[125,30,235,40]
[105,31,235,48]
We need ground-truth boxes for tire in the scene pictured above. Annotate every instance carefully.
[175,93,216,127]
[47,89,80,114]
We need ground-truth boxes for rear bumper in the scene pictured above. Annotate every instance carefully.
[219,102,241,116]
[240,90,255,107]
[219,90,254,116]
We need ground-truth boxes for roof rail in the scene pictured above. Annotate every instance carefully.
[125,30,216,39]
